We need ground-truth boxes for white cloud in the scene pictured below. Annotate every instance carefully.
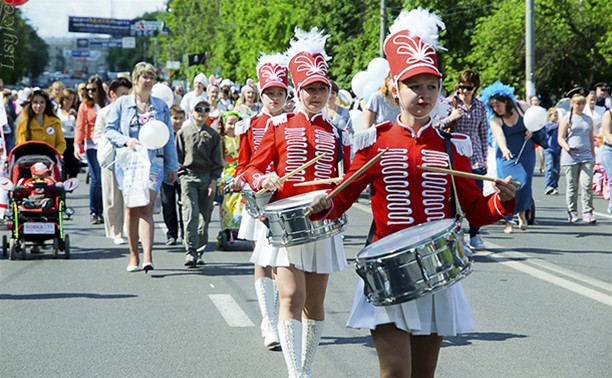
[19,0,167,38]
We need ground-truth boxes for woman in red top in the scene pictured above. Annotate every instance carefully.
[74,76,107,224]
[231,53,290,351]
[309,9,517,378]
[244,28,351,377]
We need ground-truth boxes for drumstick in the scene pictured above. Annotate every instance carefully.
[304,148,389,217]
[293,177,342,187]
[256,153,328,195]
[223,173,244,191]
[417,165,522,187]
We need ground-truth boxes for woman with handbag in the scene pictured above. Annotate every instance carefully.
[105,62,178,273]
[94,77,133,244]
[75,76,107,225]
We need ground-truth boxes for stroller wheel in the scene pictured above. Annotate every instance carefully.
[216,231,229,251]
[53,238,59,259]
[64,235,70,259]
[8,238,16,260]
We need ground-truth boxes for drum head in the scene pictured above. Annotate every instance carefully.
[264,190,327,211]
[357,219,455,259]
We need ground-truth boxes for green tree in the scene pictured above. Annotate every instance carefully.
[0,5,48,84]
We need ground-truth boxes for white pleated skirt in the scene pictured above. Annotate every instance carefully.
[346,278,475,337]
[250,227,348,274]
[237,208,266,241]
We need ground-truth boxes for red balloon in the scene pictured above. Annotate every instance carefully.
[2,0,29,6]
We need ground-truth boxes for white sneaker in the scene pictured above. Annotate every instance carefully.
[469,235,486,250]
[113,237,126,245]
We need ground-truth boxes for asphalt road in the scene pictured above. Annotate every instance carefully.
[0,170,610,378]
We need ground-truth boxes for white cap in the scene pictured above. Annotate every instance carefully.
[220,78,234,88]
[190,96,209,110]
[193,73,208,87]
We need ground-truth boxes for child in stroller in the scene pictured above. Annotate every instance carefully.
[2,141,78,260]
[15,162,64,213]
[216,111,245,250]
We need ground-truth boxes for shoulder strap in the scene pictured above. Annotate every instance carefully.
[443,132,458,219]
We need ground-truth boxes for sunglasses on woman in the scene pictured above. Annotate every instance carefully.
[458,85,474,91]
[86,87,97,92]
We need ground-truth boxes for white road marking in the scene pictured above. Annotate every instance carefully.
[479,250,612,307]
[351,202,612,307]
[208,294,255,327]
[209,283,215,289]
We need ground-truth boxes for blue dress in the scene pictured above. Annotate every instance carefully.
[496,116,535,213]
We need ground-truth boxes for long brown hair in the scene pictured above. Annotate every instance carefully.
[21,90,59,141]
[84,76,106,107]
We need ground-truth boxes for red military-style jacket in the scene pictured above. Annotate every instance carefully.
[244,110,351,201]
[235,112,272,178]
[315,119,514,242]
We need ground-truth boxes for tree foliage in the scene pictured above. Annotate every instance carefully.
[149,0,610,99]
[0,5,49,84]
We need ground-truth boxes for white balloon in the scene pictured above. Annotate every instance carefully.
[139,120,170,150]
[351,71,371,99]
[349,109,366,133]
[523,106,548,131]
[151,83,174,108]
[367,58,390,83]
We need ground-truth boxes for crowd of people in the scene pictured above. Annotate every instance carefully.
[1,6,611,377]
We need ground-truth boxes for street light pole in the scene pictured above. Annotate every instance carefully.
[525,0,536,99]
[379,0,386,57]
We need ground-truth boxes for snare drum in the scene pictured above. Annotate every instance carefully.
[355,219,473,306]
[242,185,274,218]
[262,190,347,247]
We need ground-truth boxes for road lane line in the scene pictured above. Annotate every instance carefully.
[487,249,612,293]
[208,294,255,327]
[350,202,612,307]
[479,250,612,307]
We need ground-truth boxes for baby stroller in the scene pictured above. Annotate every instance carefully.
[1,141,79,260]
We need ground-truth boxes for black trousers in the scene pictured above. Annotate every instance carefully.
[161,180,184,239]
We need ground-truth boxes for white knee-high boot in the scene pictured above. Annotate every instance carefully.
[254,277,280,349]
[301,319,324,378]
[278,319,303,378]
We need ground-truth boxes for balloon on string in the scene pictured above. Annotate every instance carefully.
[351,71,371,99]
[523,106,548,131]
[362,80,382,103]
[367,58,390,82]
[151,83,174,108]
[349,109,366,133]
[2,0,29,5]
[139,120,170,150]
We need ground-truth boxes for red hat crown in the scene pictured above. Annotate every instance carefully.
[257,53,289,93]
[384,8,445,83]
[286,28,331,91]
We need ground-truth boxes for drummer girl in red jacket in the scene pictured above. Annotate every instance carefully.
[308,9,517,378]
[244,28,351,378]
[231,53,290,350]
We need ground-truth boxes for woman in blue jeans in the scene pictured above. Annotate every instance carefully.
[74,76,106,224]
[601,110,612,214]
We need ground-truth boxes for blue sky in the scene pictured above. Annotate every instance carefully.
[19,0,167,38]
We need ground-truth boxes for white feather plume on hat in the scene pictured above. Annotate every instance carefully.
[256,52,289,71]
[286,27,332,61]
[388,8,446,51]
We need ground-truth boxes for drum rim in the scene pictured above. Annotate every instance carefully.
[356,219,457,260]
[263,189,328,211]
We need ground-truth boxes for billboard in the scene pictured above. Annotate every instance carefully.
[68,16,167,37]
[68,16,132,36]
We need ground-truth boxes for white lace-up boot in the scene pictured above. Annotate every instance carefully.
[255,277,280,349]
[278,319,303,378]
[301,319,324,378]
